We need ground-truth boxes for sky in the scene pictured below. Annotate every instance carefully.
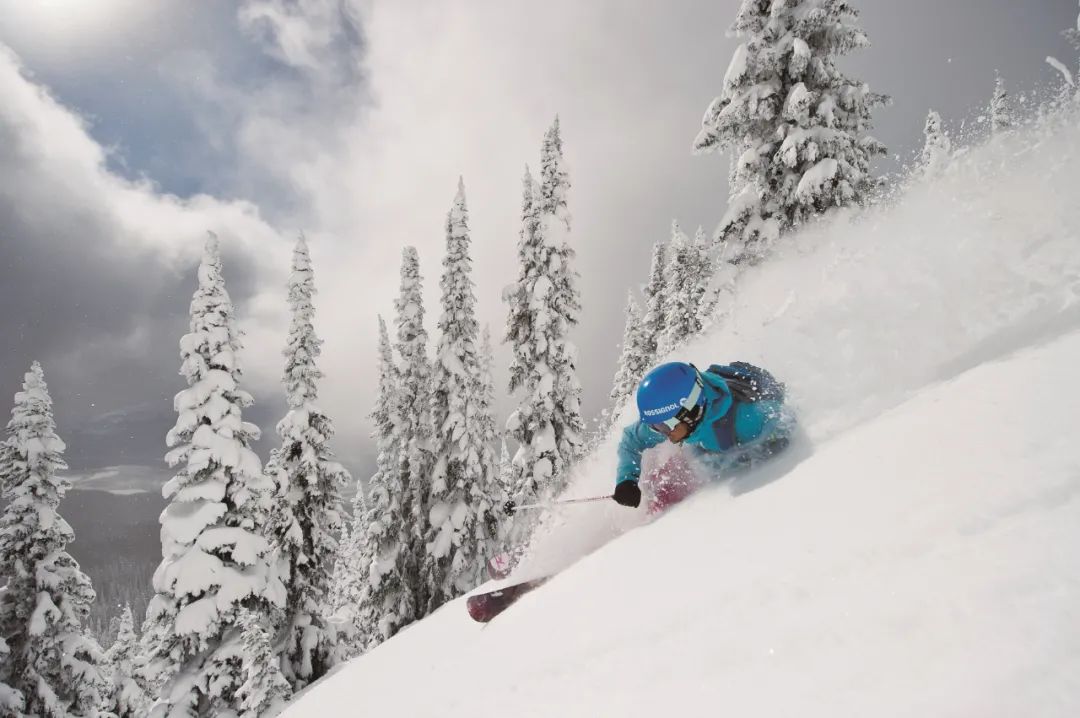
[0,0,1076,488]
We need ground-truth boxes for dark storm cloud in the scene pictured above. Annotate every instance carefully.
[0,43,289,475]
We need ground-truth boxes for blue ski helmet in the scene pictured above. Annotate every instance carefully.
[636,362,706,425]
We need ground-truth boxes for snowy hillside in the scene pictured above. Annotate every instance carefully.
[283,108,1080,716]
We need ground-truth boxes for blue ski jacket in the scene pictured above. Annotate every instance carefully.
[615,369,791,487]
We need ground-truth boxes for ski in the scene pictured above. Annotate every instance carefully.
[468,454,700,623]
[466,577,551,623]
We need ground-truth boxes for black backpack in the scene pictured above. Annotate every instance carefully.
[703,361,785,404]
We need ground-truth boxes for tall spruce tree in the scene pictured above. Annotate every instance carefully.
[538,118,586,479]
[144,233,283,717]
[353,315,411,647]
[609,292,649,419]
[658,221,698,355]
[989,75,1013,134]
[266,234,350,690]
[105,604,150,718]
[504,168,561,516]
[476,326,505,552]
[0,362,110,718]
[916,110,951,179]
[639,239,669,368]
[691,226,717,331]
[694,0,888,259]
[235,611,291,718]
[0,636,20,715]
[424,180,501,609]
[394,246,432,614]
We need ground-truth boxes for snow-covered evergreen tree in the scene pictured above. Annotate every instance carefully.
[235,611,291,718]
[916,110,952,179]
[476,326,506,545]
[538,118,586,479]
[659,221,704,355]
[265,234,350,691]
[424,180,501,610]
[328,321,396,660]
[990,75,1012,134]
[0,362,110,718]
[504,168,564,517]
[326,482,368,662]
[694,0,888,259]
[691,226,718,330]
[144,233,283,718]
[105,604,149,718]
[354,313,408,643]
[349,314,411,648]
[0,636,23,715]
[639,240,669,367]
[609,292,648,418]
[393,246,432,614]
[477,326,499,461]
[497,436,513,502]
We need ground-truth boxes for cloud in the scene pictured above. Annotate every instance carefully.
[0,42,292,469]
[67,464,173,495]
[203,0,740,466]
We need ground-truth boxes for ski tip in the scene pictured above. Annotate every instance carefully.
[466,594,498,623]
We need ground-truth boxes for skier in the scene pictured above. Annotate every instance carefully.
[613,361,793,508]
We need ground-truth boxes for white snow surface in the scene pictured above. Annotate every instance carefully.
[286,110,1080,716]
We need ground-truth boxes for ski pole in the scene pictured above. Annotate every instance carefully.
[505,494,613,514]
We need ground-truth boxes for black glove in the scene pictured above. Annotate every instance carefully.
[613,481,641,508]
[503,499,517,516]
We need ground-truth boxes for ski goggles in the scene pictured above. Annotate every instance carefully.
[649,374,705,435]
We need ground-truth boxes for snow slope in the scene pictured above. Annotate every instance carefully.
[285,108,1080,716]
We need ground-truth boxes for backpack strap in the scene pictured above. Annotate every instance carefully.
[708,406,740,450]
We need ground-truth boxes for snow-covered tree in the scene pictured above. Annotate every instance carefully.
[477,326,506,543]
[0,362,110,717]
[497,436,513,501]
[105,604,149,718]
[477,326,499,463]
[143,233,283,718]
[990,75,1012,134]
[538,118,587,478]
[504,118,586,516]
[0,636,23,715]
[235,611,291,718]
[350,314,412,647]
[393,246,432,614]
[691,226,719,330]
[639,239,669,367]
[609,292,649,418]
[326,484,367,662]
[694,0,888,259]
[916,110,952,179]
[659,221,709,355]
[423,180,502,610]
[699,230,746,336]
[504,168,563,517]
[265,234,350,691]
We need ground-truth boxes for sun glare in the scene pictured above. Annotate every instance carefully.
[0,0,148,60]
